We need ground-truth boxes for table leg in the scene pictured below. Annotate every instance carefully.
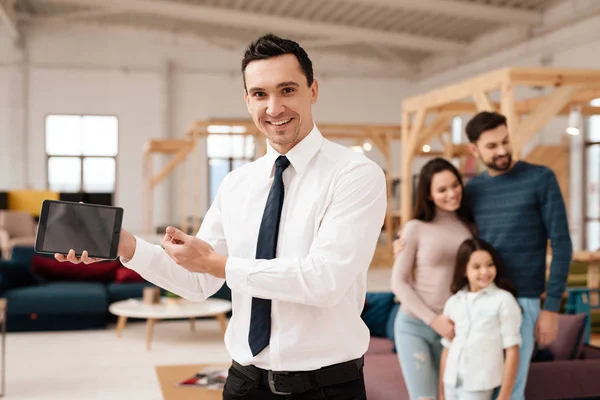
[146,318,156,351]
[116,316,128,338]
[216,313,228,336]
[189,318,195,332]
[588,263,599,306]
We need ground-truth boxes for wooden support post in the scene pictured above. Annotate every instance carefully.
[377,131,394,250]
[366,131,390,159]
[472,90,495,112]
[385,129,394,246]
[406,109,426,158]
[142,153,153,234]
[441,132,454,159]
[501,80,519,159]
[415,113,453,150]
[181,151,188,234]
[400,111,416,227]
[151,145,193,188]
[193,129,201,233]
[512,86,579,155]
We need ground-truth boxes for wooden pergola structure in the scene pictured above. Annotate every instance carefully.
[400,66,600,225]
[141,120,409,253]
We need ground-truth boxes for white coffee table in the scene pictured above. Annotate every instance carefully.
[108,297,232,350]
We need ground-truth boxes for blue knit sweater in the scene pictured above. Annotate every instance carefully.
[464,161,572,312]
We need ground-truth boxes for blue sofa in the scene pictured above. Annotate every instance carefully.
[0,246,231,332]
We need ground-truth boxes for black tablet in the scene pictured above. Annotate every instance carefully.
[35,200,123,260]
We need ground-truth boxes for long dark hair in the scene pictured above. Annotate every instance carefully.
[413,157,475,235]
[451,238,518,298]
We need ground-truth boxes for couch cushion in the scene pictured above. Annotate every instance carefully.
[5,282,107,315]
[9,246,47,282]
[367,337,395,355]
[362,292,395,338]
[583,345,600,359]
[31,255,120,283]
[546,313,587,360]
[114,267,146,283]
[106,282,158,304]
[10,246,38,269]
[0,260,38,295]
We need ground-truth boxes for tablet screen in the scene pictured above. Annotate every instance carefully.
[40,202,118,257]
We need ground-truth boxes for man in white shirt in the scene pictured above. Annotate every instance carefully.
[56,33,387,399]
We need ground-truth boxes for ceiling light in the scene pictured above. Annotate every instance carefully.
[422,144,431,152]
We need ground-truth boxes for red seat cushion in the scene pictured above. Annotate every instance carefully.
[31,255,120,283]
[114,266,146,283]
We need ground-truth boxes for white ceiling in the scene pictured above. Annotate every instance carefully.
[1,0,569,76]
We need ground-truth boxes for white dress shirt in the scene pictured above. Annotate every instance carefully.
[121,125,387,372]
[441,283,522,391]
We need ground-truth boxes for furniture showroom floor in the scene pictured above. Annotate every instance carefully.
[7,269,394,399]
[9,318,230,399]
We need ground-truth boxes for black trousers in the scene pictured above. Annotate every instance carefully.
[222,364,367,400]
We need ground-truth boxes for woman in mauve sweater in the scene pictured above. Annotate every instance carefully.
[391,158,475,400]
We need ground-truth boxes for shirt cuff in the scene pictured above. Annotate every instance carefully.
[543,296,562,313]
[225,257,249,294]
[502,334,522,349]
[119,236,155,274]
[441,337,451,348]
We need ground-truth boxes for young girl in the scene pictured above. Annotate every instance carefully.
[439,238,522,400]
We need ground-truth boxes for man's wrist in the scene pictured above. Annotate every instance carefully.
[208,253,228,279]
[118,230,136,260]
[543,296,562,313]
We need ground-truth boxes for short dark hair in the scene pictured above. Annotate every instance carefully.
[451,238,518,298]
[413,157,475,235]
[465,111,507,143]
[241,33,314,90]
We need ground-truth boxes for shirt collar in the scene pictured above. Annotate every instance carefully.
[262,124,323,177]
[458,282,499,297]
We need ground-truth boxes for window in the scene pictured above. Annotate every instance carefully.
[206,125,254,204]
[585,115,600,251]
[45,115,118,193]
[452,116,463,144]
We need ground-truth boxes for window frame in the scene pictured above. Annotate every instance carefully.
[206,131,255,205]
[44,113,119,194]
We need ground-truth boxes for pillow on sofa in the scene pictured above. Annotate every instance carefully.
[361,292,395,338]
[115,266,146,283]
[31,255,121,282]
[545,313,587,360]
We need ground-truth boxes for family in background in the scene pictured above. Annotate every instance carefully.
[392,111,572,400]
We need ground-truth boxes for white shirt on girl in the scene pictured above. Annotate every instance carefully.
[441,282,523,391]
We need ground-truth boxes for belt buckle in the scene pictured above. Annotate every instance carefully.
[268,370,292,395]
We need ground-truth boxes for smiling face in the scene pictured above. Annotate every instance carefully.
[465,250,497,292]
[469,124,513,176]
[243,54,318,154]
[430,169,462,213]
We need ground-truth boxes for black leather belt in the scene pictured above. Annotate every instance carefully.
[231,356,364,395]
